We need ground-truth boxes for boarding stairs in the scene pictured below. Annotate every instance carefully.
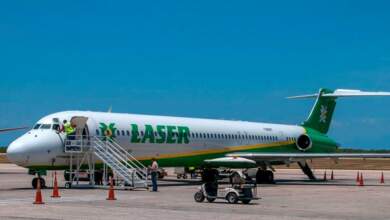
[64,136,149,189]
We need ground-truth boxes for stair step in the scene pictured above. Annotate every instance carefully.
[92,137,148,189]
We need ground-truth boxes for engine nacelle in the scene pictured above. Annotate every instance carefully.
[296,134,312,151]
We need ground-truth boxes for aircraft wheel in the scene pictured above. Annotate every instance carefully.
[256,170,275,184]
[32,177,46,189]
[226,192,239,204]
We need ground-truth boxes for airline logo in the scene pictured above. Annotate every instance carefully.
[99,122,191,144]
[131,124,190,144]
[99,123,117,140]
[319,105,328,123]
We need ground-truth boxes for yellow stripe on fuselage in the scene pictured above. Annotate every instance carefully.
[135,141,294,161]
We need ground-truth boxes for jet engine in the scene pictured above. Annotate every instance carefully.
[296,134,312,151]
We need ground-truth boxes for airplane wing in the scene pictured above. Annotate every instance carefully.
[204,153,390,168]
[226,153,390,162]
[0,127,29,133]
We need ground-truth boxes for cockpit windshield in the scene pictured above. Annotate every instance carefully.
[40,124,52,129]
[33,123,60,131]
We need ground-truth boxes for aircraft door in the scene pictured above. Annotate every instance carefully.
[70,116,89,140]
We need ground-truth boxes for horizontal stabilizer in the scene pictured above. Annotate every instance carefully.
[287,89,390,99]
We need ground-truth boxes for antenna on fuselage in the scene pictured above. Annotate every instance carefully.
[108,106,112,113]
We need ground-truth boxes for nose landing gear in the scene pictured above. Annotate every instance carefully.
[32,177,46,189]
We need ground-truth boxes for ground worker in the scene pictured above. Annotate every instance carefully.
[150,158,159,192]
[63,120,76,139]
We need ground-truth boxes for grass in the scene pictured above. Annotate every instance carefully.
[337,148,390,153]
[0,147,7,163]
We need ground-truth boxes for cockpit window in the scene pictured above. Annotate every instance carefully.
[40,124,52,129]
[33,124,41,129]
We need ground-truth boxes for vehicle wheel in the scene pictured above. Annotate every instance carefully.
[226,192,239,204]
[194,191,205,203]
[206,198,216,203]
[242,199,251,204]
[32,177,46,189]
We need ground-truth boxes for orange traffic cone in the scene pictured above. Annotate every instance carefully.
[331,170,334,180]
[356,171,360,183]
[359,173,364,186]
[51,171,61,198]
[323,171,327,181]
[106,178,116,200]
[33,178,45,204]
[380,172,385,184]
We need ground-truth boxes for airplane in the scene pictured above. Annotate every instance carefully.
[6,88,390,188]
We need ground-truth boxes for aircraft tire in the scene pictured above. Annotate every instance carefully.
[32,177,46,189]
[256,169,275,184]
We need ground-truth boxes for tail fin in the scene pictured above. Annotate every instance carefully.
[288,88,390,134]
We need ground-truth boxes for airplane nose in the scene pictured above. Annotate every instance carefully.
[6,140,28,166]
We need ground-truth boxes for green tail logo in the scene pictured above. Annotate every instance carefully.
[303,88,336,134]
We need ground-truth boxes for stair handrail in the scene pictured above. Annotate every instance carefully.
[92,136,148,180]
[93,140,134,180]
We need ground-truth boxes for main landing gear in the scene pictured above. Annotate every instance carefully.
[256,169,275,184]
[297,161,317,180]
[32,177,46,189]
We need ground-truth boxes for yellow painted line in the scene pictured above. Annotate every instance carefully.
[135,141,294,160]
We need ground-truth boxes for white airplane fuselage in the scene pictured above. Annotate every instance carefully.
[7,111,327,170]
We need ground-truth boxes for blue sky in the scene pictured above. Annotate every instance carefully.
[1,1,390,148]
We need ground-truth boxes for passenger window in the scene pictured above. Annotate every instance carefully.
[96,129,100,136]
[121,130,125,136]
[117,130,120,136]
[127,131,130,136]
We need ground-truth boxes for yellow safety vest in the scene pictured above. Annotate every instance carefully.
[64,122,75,135]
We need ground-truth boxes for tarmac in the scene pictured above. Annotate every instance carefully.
[1,164,390,220]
